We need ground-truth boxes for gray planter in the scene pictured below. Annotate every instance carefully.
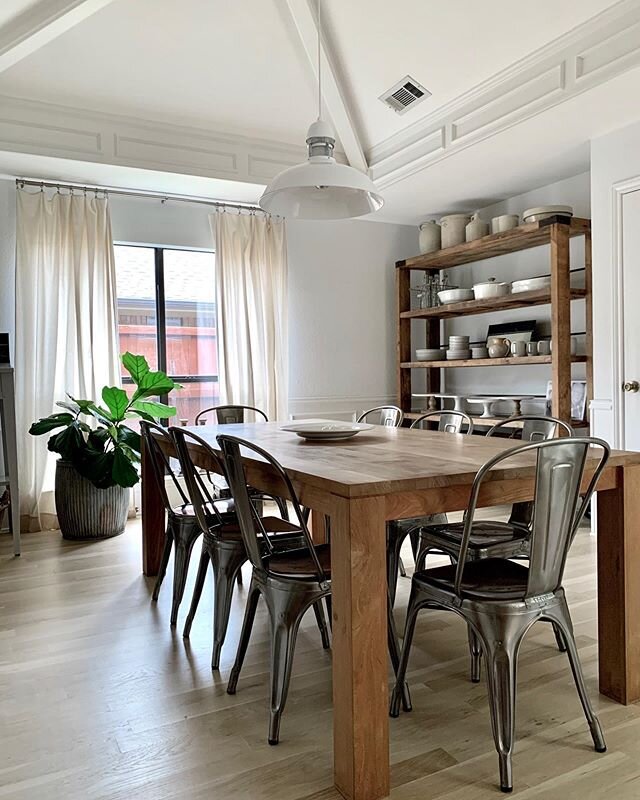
[55,460,130,540]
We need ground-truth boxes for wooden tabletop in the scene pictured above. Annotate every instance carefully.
[175,422,640,499]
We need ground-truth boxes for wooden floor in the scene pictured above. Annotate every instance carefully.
[2,519,640,800]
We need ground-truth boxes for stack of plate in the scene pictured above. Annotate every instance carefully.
[447,335,471,360]
[415,348,444,362]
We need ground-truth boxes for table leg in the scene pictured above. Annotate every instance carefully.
[311,509,329,544]
[597,464,640,704]
[330,495,389,800]
[141,434,166,576]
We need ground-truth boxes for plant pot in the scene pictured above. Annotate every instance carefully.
[55,460,130,540]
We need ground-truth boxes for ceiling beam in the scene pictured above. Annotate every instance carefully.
[0,0,116,73]
[282,0,367,172]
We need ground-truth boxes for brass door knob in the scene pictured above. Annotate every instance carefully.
[623,380,640,392]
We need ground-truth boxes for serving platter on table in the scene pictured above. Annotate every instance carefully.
[280,421,374,441]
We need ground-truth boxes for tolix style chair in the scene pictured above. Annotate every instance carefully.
[217,433,333,745]
[140,421,234,626]
[390,436,610,793]
[171,428,326,669]
[357,405,404,427]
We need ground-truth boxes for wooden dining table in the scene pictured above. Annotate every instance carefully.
[141,421,640,800]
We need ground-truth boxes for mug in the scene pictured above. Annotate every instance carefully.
[526,342,537,356]
[511,341,526,357]
[537,340,551,356]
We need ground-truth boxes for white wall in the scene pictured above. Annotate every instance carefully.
[442,172,590,411]
[590,119,640,446]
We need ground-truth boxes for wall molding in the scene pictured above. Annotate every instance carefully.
[367,0,640,189]
[288,394,397,420]
[0,94,350,186]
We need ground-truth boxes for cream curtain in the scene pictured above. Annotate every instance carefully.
[15,189,120,530]
[211,210,288,420]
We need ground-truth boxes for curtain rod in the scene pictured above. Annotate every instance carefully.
[15,178,264,213]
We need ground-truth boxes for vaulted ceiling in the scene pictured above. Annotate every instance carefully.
[1,0,640,223]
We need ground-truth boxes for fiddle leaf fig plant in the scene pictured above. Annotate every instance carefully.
[29,353,180,490]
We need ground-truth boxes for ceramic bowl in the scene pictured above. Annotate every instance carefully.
[511,276,551,293]
[438,288,474,304]
[473,280,510,299]
[522,205,573,223]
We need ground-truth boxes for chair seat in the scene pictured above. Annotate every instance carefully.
[415,558,530,601]
[204,516,302,543]
[265,543,331,580]
[420,520,529,550]
[171,499,235,519]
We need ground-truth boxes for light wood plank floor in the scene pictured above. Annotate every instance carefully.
[1,519,640,800]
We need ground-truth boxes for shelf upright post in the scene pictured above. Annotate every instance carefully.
[550,221,572,422]
[396,266,412,415]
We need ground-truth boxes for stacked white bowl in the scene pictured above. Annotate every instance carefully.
[415,348,444,362]
[447,335,471,360]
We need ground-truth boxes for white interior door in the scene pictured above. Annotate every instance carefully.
[621,189,640,450]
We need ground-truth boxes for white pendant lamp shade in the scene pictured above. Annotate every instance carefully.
[260,120,383,219]
[260,126,383,220]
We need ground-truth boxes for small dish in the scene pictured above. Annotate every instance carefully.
[280,422,374,441]
[438,288,474,304]
[511,276,551,293]
[523,205,573,223]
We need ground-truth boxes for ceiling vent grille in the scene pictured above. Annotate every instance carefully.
[379,76,430,115]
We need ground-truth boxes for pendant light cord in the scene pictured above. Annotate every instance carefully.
[317,0,322,120]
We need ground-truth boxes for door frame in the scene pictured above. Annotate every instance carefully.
[610,175,640,448]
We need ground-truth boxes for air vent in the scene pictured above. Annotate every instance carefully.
[379,75,431,115]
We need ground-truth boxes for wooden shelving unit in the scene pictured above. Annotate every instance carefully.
[396,215,593,424]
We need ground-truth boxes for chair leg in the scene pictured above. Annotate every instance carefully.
[398,556,407,578]
[325,595,332,631]
[312,600,331,649]
[387,594,411,712]
[552,621,567,652]
[152,531,173,601]
[170,534,199,627]
[389,585,422,717]
[210,546,246,669]
[266,597,306,745]
[549,602,606,752]
[387,521,404,607]
[227,578,261,694]
[182,548,210,638]
[468,625,482,683]
[474,618,524,793]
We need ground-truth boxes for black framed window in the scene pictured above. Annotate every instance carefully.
[114,244,219,423]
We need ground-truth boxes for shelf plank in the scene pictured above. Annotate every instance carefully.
[396,217,591,271]
[401,355,588,369]
[400,287,587,319]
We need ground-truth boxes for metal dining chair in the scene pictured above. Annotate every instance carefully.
[390,436,610,793]
[141,421,234,626]
[195,404,269,425]
[413,415,573,677]
[171,428,326,668]
[387,410,474,605]
[357,405,404,427]
[194,403,289,520]
[217,433,332,745]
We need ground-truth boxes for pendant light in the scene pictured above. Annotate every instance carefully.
[259,0,383,219]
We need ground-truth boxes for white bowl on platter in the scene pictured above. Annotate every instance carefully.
[438,288,474,304]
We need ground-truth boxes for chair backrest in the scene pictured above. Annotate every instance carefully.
[487,415,574,529]
[357,405,404,427]
[140,421,190,512]
[486,414,573,441]
[410,410,474,435]
[217,433,328,585]
[195,404,268,426]
[169,427,230,534]
[455,437,609,600]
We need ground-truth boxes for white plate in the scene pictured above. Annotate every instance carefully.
[523,205,573,222]
[280,421,375,441]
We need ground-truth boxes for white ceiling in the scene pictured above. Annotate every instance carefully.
[0,0,638,224]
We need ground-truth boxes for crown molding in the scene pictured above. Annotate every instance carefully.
[0,93,348,185]
[367,0,640,190]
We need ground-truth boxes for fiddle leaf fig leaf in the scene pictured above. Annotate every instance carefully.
[29,413,75,436]
[121,352,150,385]
[131,399,176,418]
[102,386,130,422]
[112,447,139,487]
